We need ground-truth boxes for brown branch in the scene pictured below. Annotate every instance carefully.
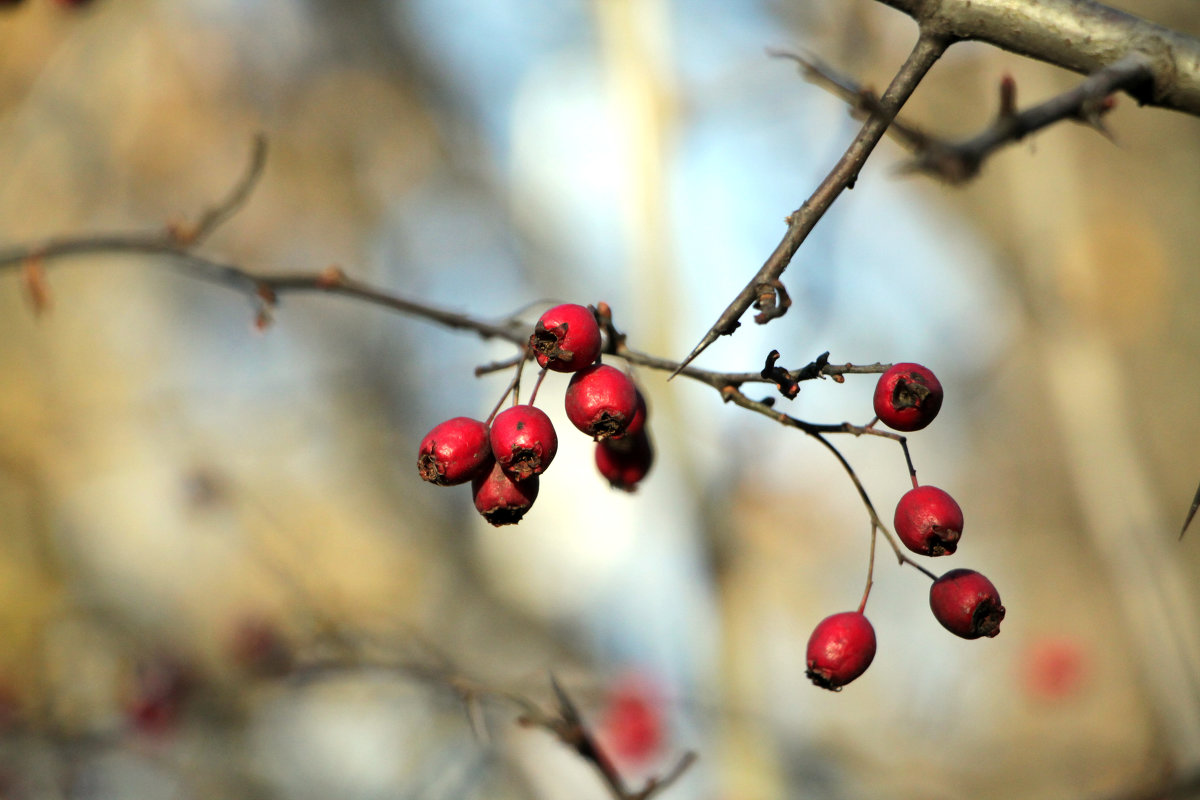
[526,676,696,800]
[786,50,1149,184]
[170,133,269,246]
[719,385,939,580]
[1180,479,1200,539]
[874,0,1200,116]
[671,32,949,376]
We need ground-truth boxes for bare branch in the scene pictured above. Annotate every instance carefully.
[172,133,269,246]
[875,0,1200,116]
[1181,479,1200,539]
[779,51,1146,183]
[672,32,949,376]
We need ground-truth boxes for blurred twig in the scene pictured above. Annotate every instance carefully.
[775,50,1146,183]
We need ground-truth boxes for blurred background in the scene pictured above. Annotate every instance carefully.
[1,0,1199,798]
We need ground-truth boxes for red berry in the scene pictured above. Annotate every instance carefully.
[489,405,558,480]
[806,611,876,690]
[894,485,963,556]
[873,362,943,431]
[564,364,638,440]
[126,657,193,737]
[599,674,664,766]
[610,387,647,441]
[595,431,653,492]
[929,569,1005,639]
[472,461,539,526]
[530,303,602,373]
[417,417,493,486]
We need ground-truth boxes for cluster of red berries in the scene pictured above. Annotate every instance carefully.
[805,362,1006,691]
[417,303,653,525]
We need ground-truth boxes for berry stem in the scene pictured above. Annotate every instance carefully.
[510,351,528,407]
[900,437,919,489]
[487,358,526,424]
[527,366,549,406]
[858,523,878,614]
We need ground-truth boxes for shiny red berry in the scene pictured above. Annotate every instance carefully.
[894,485,963,556]
[595,431,653,492]
[417,417,493,486]
[806,611,876,691]
[930,569,1006,639]
[610,387,647,441]
[472,461,539,526]
[489,405,557,480]
[530,303,602,373]
[873,362,943,431]
[565,364,638,440]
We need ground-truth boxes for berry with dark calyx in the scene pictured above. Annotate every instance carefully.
[873,362,943,432]
[417,417,493,486]
[610,387,647,441]
[489,404,558,480]
[806,611,876,691]
[565,364,638,440]
[930,569,1006,639]
[530,303,602,373]
[894,485,963,556]
[472,461,539,526]
[595,430,653,492]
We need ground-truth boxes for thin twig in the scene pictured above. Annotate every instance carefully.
[787,50,1150,183]
[673,32,949,375]
[175,133,270,246]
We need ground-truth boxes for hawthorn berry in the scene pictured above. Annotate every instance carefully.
[530,303,603,373]
[595,431,653,492]
[599,673,664,766]
[126,656,193,737]
[489,405,558,480]
[472,461,539,526]
[873,362,943,432]
[894,485,963,556]
[929,568,1006,639]
[417,417,493,486]
[806,611,876,690]
[610,387,647,441]
[564,364,639,440]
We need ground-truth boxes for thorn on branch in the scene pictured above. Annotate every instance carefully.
[998,73,1018,119]
[21,254,51,315]
[253,283,277,331]
[792,351,832,382]
[1181,478,1200,539]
